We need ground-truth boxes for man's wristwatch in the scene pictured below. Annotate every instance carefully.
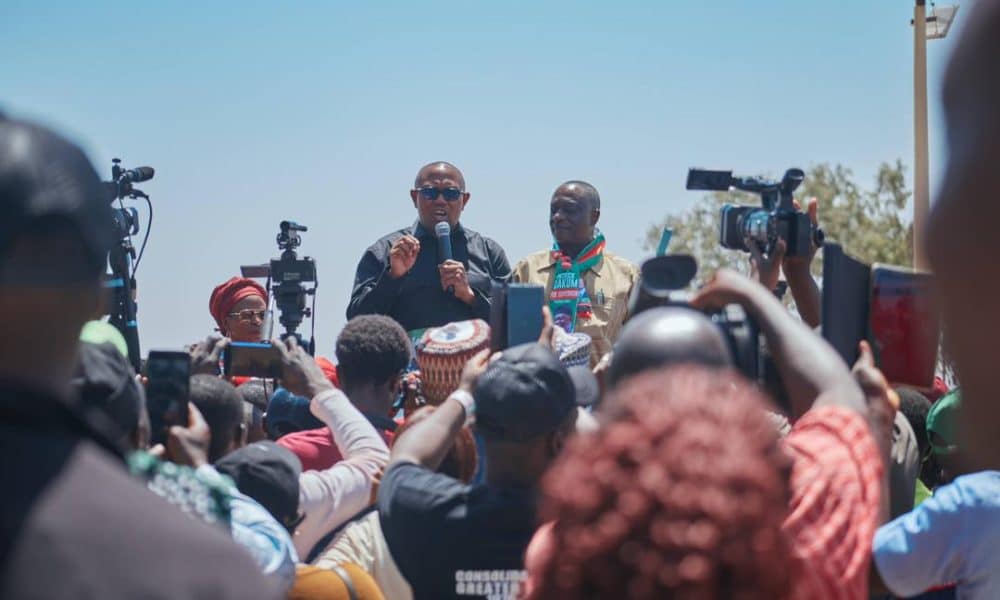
[448,389,476,426]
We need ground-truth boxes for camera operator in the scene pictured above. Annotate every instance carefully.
[530,270,895,596]
[0,117,279,599]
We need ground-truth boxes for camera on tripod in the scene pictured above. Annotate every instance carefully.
[103,158,155,373]
[229,221,319,378]
[270,220,317,344]
[686,167,824,257]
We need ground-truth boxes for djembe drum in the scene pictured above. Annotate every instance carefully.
[415,319,491,405]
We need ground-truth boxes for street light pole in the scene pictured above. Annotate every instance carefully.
[913,0,930,270]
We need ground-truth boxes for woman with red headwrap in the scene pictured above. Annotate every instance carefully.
[209,277,268,342]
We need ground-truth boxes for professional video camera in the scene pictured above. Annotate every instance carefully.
[228,221,319,379]
[627,255,780,395]
[270,220,317,348]
[104,158,155,373]
[686,167,824,257]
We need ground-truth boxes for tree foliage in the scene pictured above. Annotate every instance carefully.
[644,162,913,286]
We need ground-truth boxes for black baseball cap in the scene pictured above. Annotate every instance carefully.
[474,343,576,442]
[567,364,600,408]
[72,341,145,442]
[0,118,112,275]
[215,441,303,530]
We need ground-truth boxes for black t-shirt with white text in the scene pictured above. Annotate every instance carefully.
[378,461,537,600]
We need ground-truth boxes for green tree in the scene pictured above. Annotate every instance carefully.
[644,161,913,285]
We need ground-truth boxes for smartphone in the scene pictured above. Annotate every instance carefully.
[821,243,871,368]
[489,282,509,351]
[870,265,940,388]
[489,283,545,350]
[507,284,545,347]
[145,350,191,445]
[224,341,283,378]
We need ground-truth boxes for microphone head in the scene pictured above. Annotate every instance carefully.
[132,166,155,182]
[434,221,451,237]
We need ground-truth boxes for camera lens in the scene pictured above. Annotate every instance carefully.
[741,210,772,244]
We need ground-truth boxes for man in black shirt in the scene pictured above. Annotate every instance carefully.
[0,118,279,599]
[347,161,511,334]
[378,343,577,599]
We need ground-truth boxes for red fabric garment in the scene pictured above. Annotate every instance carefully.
[209,277,267,334]
[229,375,252,387]
[314,357,340,388]
[278,425,394,472]
[782,406,883,599]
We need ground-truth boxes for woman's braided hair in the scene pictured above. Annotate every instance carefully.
[530,365,796,599]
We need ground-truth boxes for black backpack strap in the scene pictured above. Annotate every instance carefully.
[304,504,377,564]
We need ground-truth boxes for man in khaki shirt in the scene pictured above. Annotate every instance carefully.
[513,181,638,366]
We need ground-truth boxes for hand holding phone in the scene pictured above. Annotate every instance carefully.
[189,335,229,375]
[159,402,211,468]
[270,337,334,399]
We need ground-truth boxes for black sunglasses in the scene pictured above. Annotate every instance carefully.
[417,186,463,202]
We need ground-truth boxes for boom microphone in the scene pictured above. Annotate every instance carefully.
[120,166,155,183]
[435,221,454,294]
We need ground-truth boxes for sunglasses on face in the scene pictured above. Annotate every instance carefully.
[228,309,266,322]
[417,186,463,202]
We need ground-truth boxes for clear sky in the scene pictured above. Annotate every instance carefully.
[1,0,971,354]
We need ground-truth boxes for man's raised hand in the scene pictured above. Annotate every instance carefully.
[389,235,420,279]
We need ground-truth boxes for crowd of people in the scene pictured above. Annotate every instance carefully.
[2,3,1000,599]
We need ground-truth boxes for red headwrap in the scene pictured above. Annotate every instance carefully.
[209,277,267,335]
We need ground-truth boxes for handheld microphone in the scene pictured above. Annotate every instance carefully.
[435,221,454,294]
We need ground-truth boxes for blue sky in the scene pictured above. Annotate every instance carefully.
[1,0,970,353]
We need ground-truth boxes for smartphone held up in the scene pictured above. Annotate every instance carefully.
[145,350,191,445]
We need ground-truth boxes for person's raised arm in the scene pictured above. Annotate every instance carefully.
[692,269,863,419]
[273,337,390,554]
[390,349,490,470]
[746,197,822,328]
[782,198,822,328]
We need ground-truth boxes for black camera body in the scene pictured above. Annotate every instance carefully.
[270,221,317,345]
[111,206,139,239]
[687,167,821,257]
[627,255,764,383]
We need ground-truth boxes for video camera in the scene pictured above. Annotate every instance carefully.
[104,158,155,373]
[271,221,317,347]
[686,167,823,257]
[229,221,318,378]
[627,254,768,384]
